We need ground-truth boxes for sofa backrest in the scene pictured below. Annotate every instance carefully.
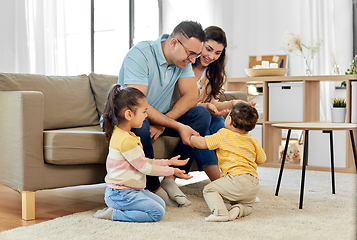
[0,73,99,130]
[88,73,118,117]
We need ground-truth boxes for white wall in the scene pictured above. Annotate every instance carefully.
[161,0,352,78]
[162,0,302,77]
[162,0,223,34]
[225,0,302,77]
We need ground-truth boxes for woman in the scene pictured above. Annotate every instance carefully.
[192,26,250,181]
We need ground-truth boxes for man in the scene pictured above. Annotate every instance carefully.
[118,21,210,206]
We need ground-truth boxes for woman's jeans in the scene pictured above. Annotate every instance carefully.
[195,115,225,170]
[131,106,211,191]
[105,186,166,222]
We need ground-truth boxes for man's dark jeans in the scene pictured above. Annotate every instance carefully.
[131,106,211,192]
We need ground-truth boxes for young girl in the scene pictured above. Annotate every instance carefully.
[94,84,192,222]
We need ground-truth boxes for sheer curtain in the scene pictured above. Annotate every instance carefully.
[300,0,353,121]
[28,0,68,74]
[0,1,30,73]
[0,0,68,75]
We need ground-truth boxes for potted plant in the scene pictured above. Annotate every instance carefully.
[331,97,346,123]
[345,55,357,75]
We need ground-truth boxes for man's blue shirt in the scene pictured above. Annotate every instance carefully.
[118,34,194,113]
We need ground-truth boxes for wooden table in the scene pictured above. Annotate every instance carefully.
[272,122,357,209]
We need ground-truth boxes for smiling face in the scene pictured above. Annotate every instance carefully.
[198,39,225,67]
[171,37,204,69]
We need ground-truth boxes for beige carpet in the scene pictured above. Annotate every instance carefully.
[1,167,356,240]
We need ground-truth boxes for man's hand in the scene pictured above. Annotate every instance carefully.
[173,168,193,180]
[150,125,165,141]
[206,103,229,116]
[168,155,190,166]
[177,124,199,147]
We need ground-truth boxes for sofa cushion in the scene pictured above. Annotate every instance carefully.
[153,136,180,159]
[44,125,108,165]
[88,73,118,117]
[0,73,99,130]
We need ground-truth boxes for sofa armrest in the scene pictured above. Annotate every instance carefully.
[0,91,45,191]
[219,91,247,102]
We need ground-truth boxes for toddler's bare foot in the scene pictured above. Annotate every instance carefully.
[228,207,240,220]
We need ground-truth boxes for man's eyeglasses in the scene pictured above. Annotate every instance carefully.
[176,39,201,59]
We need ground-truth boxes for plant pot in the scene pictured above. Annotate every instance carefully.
[331,107,346,123]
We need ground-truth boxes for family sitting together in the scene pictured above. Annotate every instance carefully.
[93,21,266,223]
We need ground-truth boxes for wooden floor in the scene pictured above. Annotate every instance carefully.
[0,183,106,232]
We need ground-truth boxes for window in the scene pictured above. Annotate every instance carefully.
[93,0,130,75]
[133,0,160,46]
[55,0,159,75]
[93,0,160,75]
[64,0,91,75]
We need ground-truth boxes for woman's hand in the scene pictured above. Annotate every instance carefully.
[168,155,190,166]
[206,103,229,116]
[248,101,257,107]
[174,168,193,180]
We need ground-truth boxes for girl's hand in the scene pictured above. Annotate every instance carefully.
[168,155,190,166]
[174,168,193,180]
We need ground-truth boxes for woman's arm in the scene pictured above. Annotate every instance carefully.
[198,80,234,111]
[198,80,252,111]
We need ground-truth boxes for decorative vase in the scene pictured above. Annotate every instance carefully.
[333,64,341,75]
[331,107,346,123]
[304,57,314,76]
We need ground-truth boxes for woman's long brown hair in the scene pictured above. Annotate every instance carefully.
[193,26,227,102]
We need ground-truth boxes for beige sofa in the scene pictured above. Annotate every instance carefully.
[0,72,247,220]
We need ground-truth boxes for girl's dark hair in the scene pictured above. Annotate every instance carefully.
[193,26,227,102]
[229,102,258,132]
[102,84,146,141]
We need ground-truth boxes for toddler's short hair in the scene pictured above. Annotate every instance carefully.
[229,102,258,132]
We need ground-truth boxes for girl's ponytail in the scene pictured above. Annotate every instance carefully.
[103,84,121,141]
[102,84,145,141]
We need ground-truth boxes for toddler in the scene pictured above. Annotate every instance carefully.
[190,102,266,222]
